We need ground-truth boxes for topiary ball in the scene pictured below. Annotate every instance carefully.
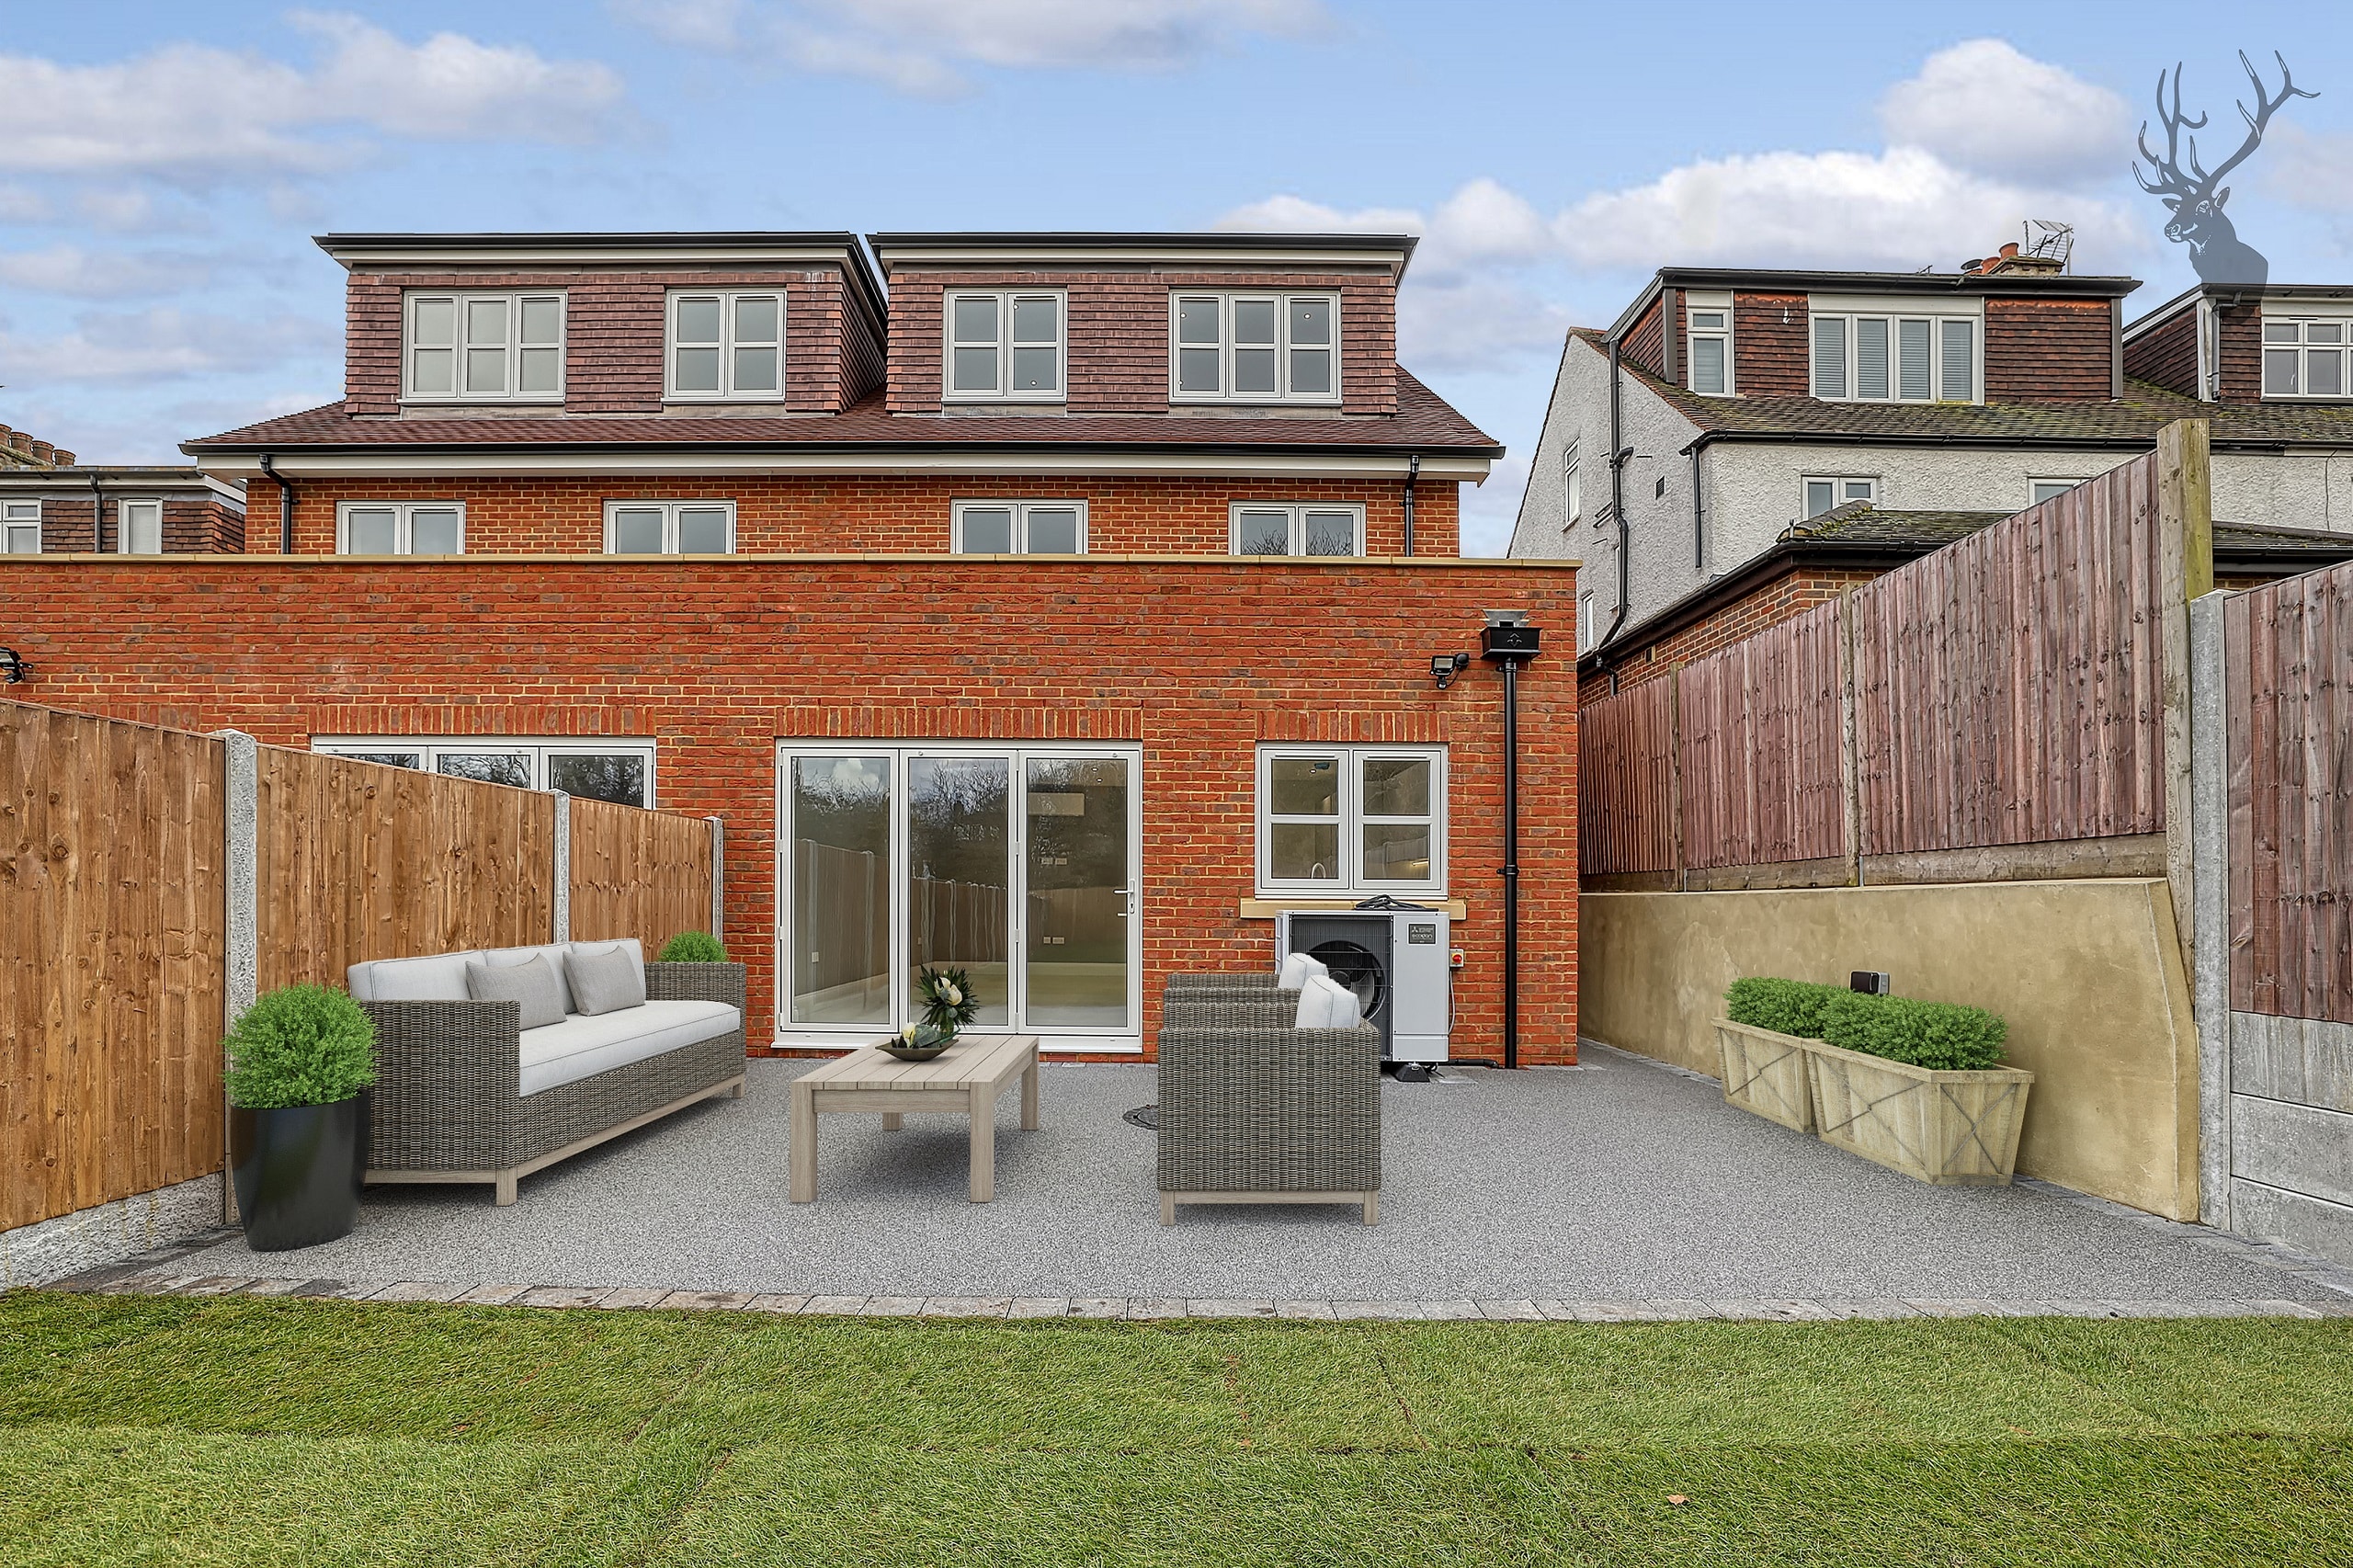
[223,984,377,1110]
[658,930,728,963]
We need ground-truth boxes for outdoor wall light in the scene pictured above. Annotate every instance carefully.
[1429,652,1470,689]
[0,647,25,684]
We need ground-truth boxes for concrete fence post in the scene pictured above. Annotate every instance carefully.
[2188,590,2234,1230]
[551,791,572,944]
[216,730,258,1226]
[2157,419,2215,970]
[1838,589,1863,887]
[707,816,725,943]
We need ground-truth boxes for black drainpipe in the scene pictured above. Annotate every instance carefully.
[1689,445,1705,570]
[1600,338,1631,650]
[88,471,104,552]
[1479,615,1541,1067]
[258,454,292,553]
[1401,453,1419,556]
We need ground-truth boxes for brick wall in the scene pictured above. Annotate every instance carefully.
[242,472,1459,557]
[1577,562,1881,707]
[344,265,880,416]
[2124,306,2200,397]
[7,555,1580,1063]
[883,268,1400,416]
[1620,297,1665,379]
[1733,293,1809,396]
[1984,297,2115,402]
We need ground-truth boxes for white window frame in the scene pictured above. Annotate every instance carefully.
[665,290,786,403]
[1685,291,1734,397]
[2029,479,2087,507]
[1802,477,1878,518]
[1256,744,1447,898]
[1227,502,1365,558]
[312,736,658,807]
[1169,291,1343,405]
[1577,592,1597,653]
[950,499,1089,555]
[2259,312,2353,402]
[335,501,467,555]
[3,499,40,555]
[943,289,1066,403]
[116,497,164,555]
[602,500,737,555]
[1808,303,1981,404]
[403,290,566,403]
[1563,441,1583,525]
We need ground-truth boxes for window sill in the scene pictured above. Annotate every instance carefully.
[1239,896,1462,919]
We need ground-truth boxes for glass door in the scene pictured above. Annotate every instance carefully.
[1023,756,1131,1028]
[786,755,892,1026]
[905,756,1012,1028]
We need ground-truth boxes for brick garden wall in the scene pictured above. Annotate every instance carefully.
[241,472,1459,557]
[6,554,1577,1062]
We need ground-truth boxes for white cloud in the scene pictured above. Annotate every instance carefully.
[0,185,51,222]
[0,308,336,383]
[1880,38,2129,187]
[1459,451,1528,558]
[0,14,626,179]
[613,0,1324,95]
[0,247,216,299]
[2262,124,2353,217]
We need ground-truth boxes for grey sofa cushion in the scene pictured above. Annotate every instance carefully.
[566,943,647,1015]
[481,943,577,1015]
[466,954,568,1029]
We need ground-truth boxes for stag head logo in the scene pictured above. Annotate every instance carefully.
[2135,51,2317,288]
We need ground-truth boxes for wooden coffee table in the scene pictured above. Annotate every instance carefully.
[789,1033,1040,1203]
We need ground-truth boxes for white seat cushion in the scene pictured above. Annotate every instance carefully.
[1278,951,1328,990]
[517,999,740,1096]
[349,950,482,1004]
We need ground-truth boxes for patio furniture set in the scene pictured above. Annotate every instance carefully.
[345,938,1383,1221]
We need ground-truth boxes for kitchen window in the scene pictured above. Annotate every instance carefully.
[669,291,784,401]
[605,500,735,554]
[1171,292,1340,403]
[1257,745,1446,895]
[404,291,564,402]
[1686,295,1733,396]
[337,502,464,555]
[312,737,656,807]
[117,499,163,554]
[2262,316,2353,399]
[3,500,40,554]
[1811,312,1976,403]
[1802,477,1877,518]
[946,290,1063,401]
[1229,503,1362,557]
[952,500,1087,554]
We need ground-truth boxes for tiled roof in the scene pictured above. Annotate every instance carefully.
[183,371,1498,456]
[1786,503,2353,562]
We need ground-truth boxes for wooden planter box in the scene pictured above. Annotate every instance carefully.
[1711,1018,1816,1132]
[1803,1039,2034,1186]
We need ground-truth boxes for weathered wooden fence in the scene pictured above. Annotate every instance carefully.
[1578,677,1676,877]
[1682,599,1845,869]
[1,699,717,1234]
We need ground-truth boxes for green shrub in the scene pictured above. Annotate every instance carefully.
[1724,977,1849,1039]
[1820,993,2007,1071]
[223,984,376,1109]
[657,931,728,962]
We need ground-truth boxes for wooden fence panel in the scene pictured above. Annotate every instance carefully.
[0,704,224,1230]
[2226,561,2353,1023]
[569,796,712,955]
[1855,455,2165,856]
[1679,600,1845,869]
[256,748,556,991]
[1578,680,1677,876]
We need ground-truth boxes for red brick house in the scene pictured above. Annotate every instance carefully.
[6,231,1579,1062]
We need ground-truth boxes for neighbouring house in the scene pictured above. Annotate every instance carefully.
[6,229,1579,1062]
[0,421,74,472]
[0,465,245,556]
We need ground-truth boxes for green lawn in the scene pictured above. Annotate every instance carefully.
[3,1291,2349,1566]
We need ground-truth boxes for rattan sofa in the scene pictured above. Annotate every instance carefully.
[1156,977,1381,1225]
[348,939,746,1205]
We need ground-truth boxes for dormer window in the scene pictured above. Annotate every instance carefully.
[946,290,1063,402]
[1171,293,1339,403]
[404,292,563,403]
[1809,301,1978,404]
[2262,315,2351,399]
[1685,293,1733,396]
[669,291,784,401]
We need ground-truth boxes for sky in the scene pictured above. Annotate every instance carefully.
[6,0,2353,553]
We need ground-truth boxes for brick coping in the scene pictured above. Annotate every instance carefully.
[2,551,1583,571]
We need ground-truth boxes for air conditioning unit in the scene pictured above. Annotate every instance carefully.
[1276,903,1451,1078]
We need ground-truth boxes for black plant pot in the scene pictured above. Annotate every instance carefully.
[231,1090,370,1252]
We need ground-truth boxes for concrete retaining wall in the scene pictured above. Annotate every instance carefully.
[0,1174,222,1286]
[1581,879,2200,1220]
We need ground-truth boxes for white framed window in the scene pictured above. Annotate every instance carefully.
[1811,312,1977,403]
[313,737,656,807]
[3,499,39,554]
[404,291,564,403]
[1802,477,1877,518]
[1256,744,1446,896]
[1171,292,1340,403]
[1686,292,1733,396]
[117,498,163,555]
[668,291,783,401]
[1563,441,1583,525]
[1577,592,1597,653]
[945,290,1064,401]
[336,502,465,555]
[2262,316,2353,400]
[1229,502,1363,558]
[951,500,1087,555]
[2029,479,2086,506]
[605,500,735,554]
